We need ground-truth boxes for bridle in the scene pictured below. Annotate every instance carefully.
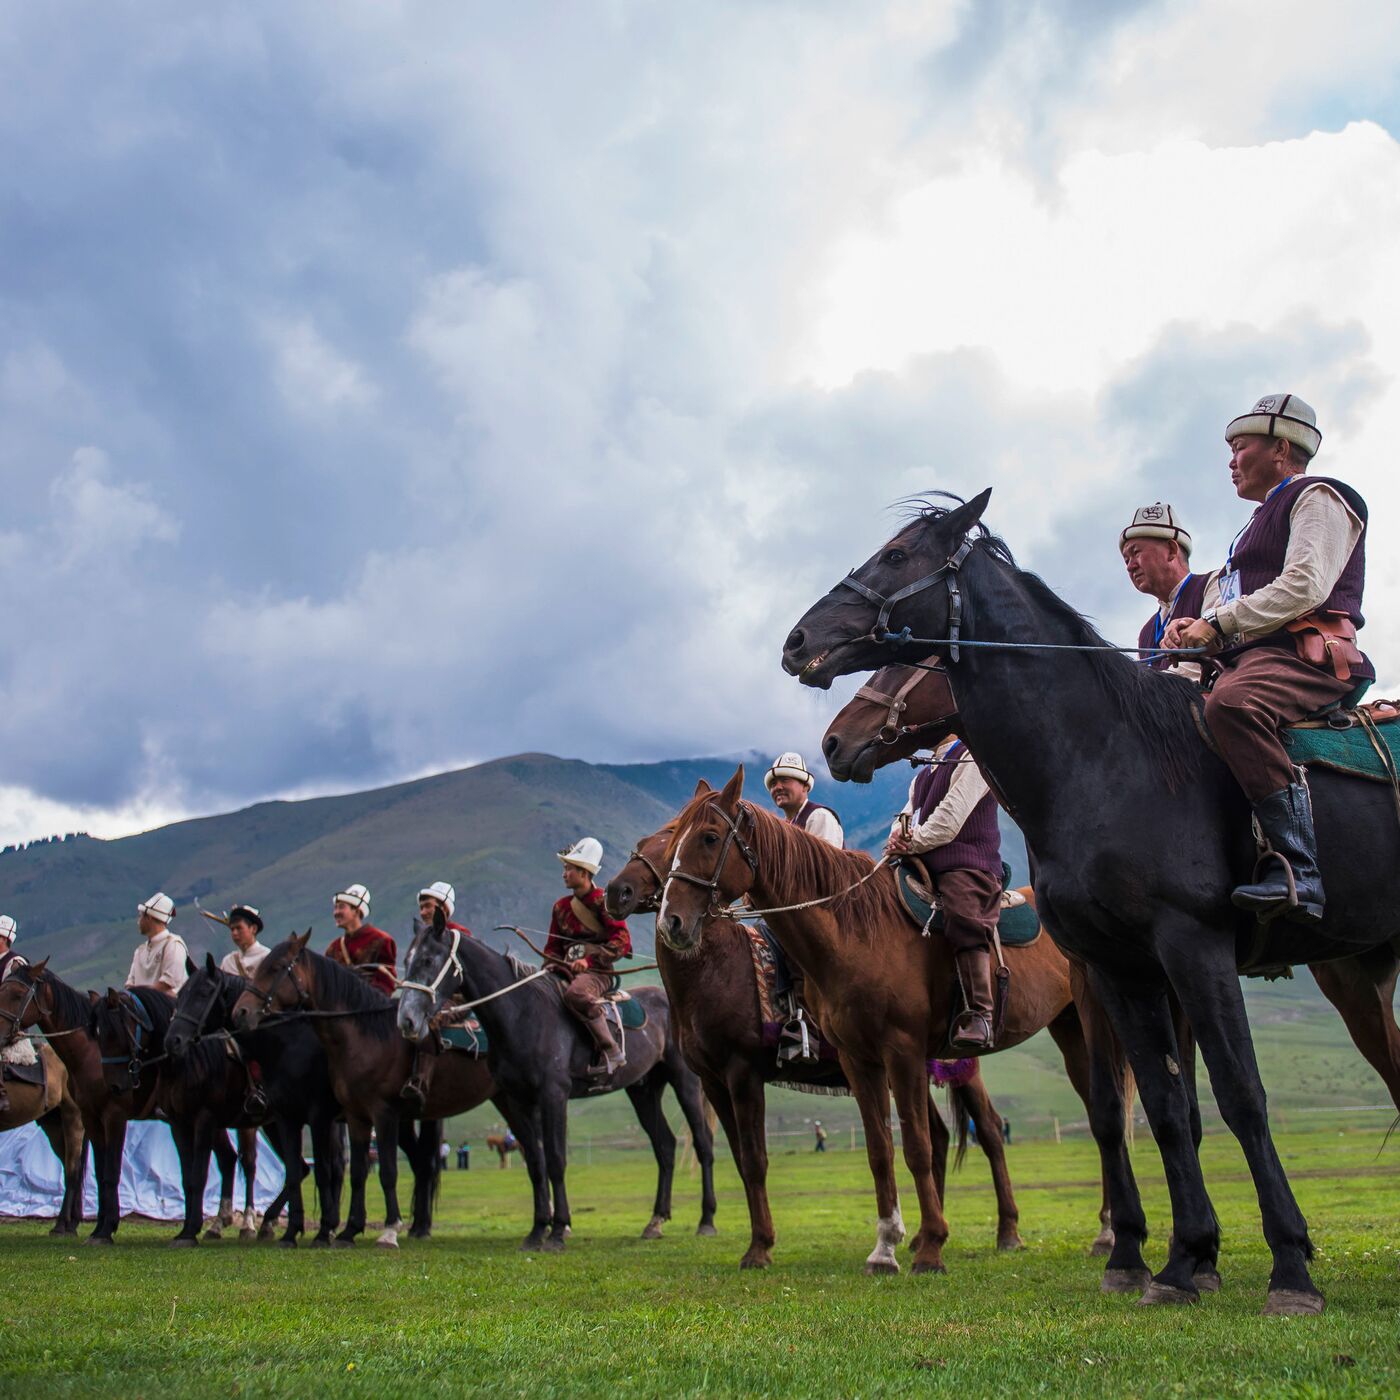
[398,925,464,1003]
[661,799,759,929]
[851,657,950,744]
[837,538,975,661]
[99,991,160,1088]
[168,974,225,1049]
[257,954,313,1020]
[0,974,41,1046]
[624,846,668,915]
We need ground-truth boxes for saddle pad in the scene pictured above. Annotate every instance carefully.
[1282,711,1400,784]
[441,1019,488,1055]
[2,1057,46,1088]
[894,864,1040,947]
[604,996,647,1031]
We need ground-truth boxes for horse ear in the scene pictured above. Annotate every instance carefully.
[185,956,197,976]
[718,765,745,811]
[105,987,121,1008]
[205,952,218,973]
[292,929,311,952]
[31,957,49,976]
[87,989,99,1006]
[933,487,993,544]
[433,904,446,934]
[691,777,713,798]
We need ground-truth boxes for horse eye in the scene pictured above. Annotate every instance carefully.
[882,548,907,566]
[703,832,718,847]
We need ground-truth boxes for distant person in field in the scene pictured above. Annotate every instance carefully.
[0,915,26,981]
[219,904,270,979]
[813,1120,828,1153]
[125,892,189,995]
[401,881,472,1110]
[545,838,631,1079]
[326,883,397,996]
[764,752,844,847]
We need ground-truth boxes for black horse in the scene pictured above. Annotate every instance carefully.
[782,489,1400,1316]
[166,956,347,1246]
[398,910,718,1252]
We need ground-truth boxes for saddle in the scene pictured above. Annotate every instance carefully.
[1,1038,46,1089]
[893,861,1041,947]
[1281,699,1400,785]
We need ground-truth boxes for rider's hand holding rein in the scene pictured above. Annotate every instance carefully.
[1163,615,1223,655]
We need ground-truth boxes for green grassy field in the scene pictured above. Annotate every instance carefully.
[4,1126,1397,1398]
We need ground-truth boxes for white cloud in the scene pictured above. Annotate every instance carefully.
[263,316,377,414]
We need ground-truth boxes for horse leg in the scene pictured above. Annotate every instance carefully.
[205,1129,236,1238]
[843,1056,905,1275]
[1158,938,1323,1315]
[904,1088,949,1258]
[1089,965,1222,1307]
[668,1064,719,1236]
[627,1078,677,1240]
[888,1053,949,1275]
[955,1077,1022,1251]
[36,1111,73,1237]
[510,1101,552,1252]
[171,1118,212,1246]
[264,1122,300,1246]
[308,1115,341,1245]
[62,1124,88,1235]
[88,1117,126,1244]
[708,1068,774,1267]
[541,1089,571,1251]
[407,1119,441,1238]
[1311,949,1400,1110]
[236,1127,259,1239]
[336,1124,370,1246]
[373,1112,403,1248]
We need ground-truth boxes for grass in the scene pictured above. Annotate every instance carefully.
[3,1126,1398,1398]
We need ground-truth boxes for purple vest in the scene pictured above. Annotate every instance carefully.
[910,744,1002,876]
[1222,475,1372,678]
[1137,572,1210,670]
[0,950,25,982]
[793,801,843,849]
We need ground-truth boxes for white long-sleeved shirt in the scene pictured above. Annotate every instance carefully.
[793,801,844,848]
[126,930,189,993]
[220,941,270,979]
[889,737,992,855]
[1202,482,1364,645]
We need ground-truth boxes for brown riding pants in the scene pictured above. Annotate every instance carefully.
[1205,647,1354,802]
[561,971,613,1020]
[932,867,1002,955]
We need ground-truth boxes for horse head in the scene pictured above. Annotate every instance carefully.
[782,488,992,688]
[90,988,154,1092]
[656,767,757,955]
[397,905,461,1045]
[232,931,312,1032]
[0,959,46,1046]
[167,954,229,1059]
[821,658,959,783]
[607,781,710,919]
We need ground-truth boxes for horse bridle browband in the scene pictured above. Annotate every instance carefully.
[852,658,947,744]
[838,537,975,661]
[662,799,759,919]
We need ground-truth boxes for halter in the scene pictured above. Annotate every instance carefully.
[258,954,313,1020]
[0,974,40,1045]
[168,973,224,1048]
[397,926,464,1002]
[625,846,668,914]
[100,990,158,1088]
[852,657,947,743]
[661,799,759,926]
[838,538,975,661]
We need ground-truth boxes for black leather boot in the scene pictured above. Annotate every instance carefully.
[951,948,996,1050]
[1231,779,1325,924]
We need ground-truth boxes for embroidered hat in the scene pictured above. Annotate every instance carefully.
[138,892,176,925]
[418,881,456,916]
[557,838,603,875]
[0,915,16,944]
[228,904,264,933]
[765,752,815,792]
[1120,503,1192,557]
[1225,392,1321,459]
[334,883,371,917]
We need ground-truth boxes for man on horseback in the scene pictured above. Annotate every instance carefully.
[326,884,398,995]
[546,838,631,1079]
[0,916,25,981]
[400,881,472,1110]
[1121,503,1208,676]
[126,893,189,994]
[1164,394,1371,922]
[886,737,1002,1050]
[765,752,844,847]
[219,905,270,979]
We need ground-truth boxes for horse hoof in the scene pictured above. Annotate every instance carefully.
[307,1237,331,1250]
[520,1237,545,1253]
[375,1230,400,1250]
[1101,1268,1152,1294]
[911,1259,947,1275]
[169,1237,198,1249]
[239,1228,257,1243]
[864,1260,900,1276]
[84,1235,114,1247]
[1138,1281,1198,1307]
[541,1236,567,1254]
[739,1252,771,1270]
[331,1237,355,1249]
[640,1224,664,1241]
[1263,1289,1325,1317]
[201,1228,222,1241]
[277,1237,298,1250]
[1194,1268,1222,1294]
[696,1222,718,1237]
[1089,1234,1115,1258]
[997,1233,1026,1252]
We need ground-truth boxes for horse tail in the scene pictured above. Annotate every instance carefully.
[946,1085,971,1171]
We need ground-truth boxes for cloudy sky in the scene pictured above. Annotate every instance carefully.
[3,1,1399,845]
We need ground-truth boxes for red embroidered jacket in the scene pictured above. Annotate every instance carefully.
[326,923,398,997]
[544,887,631,972]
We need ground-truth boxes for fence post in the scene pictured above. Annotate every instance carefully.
[1053,1116,1061,1144]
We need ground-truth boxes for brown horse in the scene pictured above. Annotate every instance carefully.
[486,1133,518,1168]
[0,1039,87,1235]
[231,934,496,1248]
[608,814,1042,1269]
[658,770,1104,1275]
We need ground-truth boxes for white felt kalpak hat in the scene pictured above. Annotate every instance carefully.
[765,752,815,792]
[1225,392,1321,459]
[334,883,371,917]
[0,915,16,944]
[557,838,603,875]
[138,892,176,925]
[418,881,456,916]
[1120,503,1192,557]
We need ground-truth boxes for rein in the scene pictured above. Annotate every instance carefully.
[877,626,1208,659]
[852,658,948,744]
[99,991,165,1086]
[727,855,893,921]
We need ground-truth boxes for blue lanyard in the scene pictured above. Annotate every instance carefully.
[1152,574,1192,647]
[1225,475,1295,573]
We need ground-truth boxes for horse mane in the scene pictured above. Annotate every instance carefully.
[300,948,397,1041]
[34,966,94,1031]
[89,984,176,1045]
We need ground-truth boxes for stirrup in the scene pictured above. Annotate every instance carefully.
[777,1009,818,1064]
[399,1079,427,1106]
[243,1088,269,1118]
[950,1013,994,1050]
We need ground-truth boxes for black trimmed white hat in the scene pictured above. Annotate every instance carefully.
[138,892,176,925]
[0,915,16,944]
[1225,393,1321,459]
[1120,503,1192,557]
[334,883,371,917]
[765,752,815,792]
[418,881,456,916]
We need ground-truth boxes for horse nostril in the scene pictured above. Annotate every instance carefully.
[822,733,840,758]
[785,628,806,654]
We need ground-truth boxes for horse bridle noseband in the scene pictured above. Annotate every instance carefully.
[398,926,464,1003]
[661,800,759,922]
[626,847,668,915]
[852,658,948,744]
[838,537,974,661]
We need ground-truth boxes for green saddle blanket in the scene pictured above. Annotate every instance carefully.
[894,863,1040,947]
[1282,713,1400,783]
[441,1020,488,1055]
[604,994,648,1031]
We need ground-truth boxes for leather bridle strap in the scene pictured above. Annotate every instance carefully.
[837,539,975,660]
[397,927,464,1001]
[852,658,943,743]
[0,977,39,1044]
[627,847,668,914]
[663,800,758,915]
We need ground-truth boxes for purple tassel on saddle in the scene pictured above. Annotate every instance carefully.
[928,1056,976,1088]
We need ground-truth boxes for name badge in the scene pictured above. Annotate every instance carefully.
[1217,570,1241,606]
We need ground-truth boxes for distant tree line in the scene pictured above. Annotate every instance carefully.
[0,832,90,856]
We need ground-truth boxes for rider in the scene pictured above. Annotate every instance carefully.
[325,883,397,996]
[886,735,1002,1050]
[764,752,844,847]
[1163,393,1371,923]
[126,893,189,995]
[1121,503,1208,675]
[545,838,632,1079]
[0,916,25,981]
[219,905,270,979]
[400,881,472,1111]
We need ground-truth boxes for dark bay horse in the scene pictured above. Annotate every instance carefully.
[397,909,718,1252]
[0,1037,86,1235]
[782,488,1400,1313]
[657,772,1097,1275]
[608,814,1042,1269]
[166,957,346,1247]
[232,935,490,1247]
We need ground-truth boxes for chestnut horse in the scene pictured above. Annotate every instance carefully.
[657,770,1099,1275]
[609,812,1049,1269]
[232,934,495,1248]
[0,1037,86,1235]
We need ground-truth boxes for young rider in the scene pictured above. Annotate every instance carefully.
[219,905,270,979]
[401,881,472,1110]
[325,883,398,995]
